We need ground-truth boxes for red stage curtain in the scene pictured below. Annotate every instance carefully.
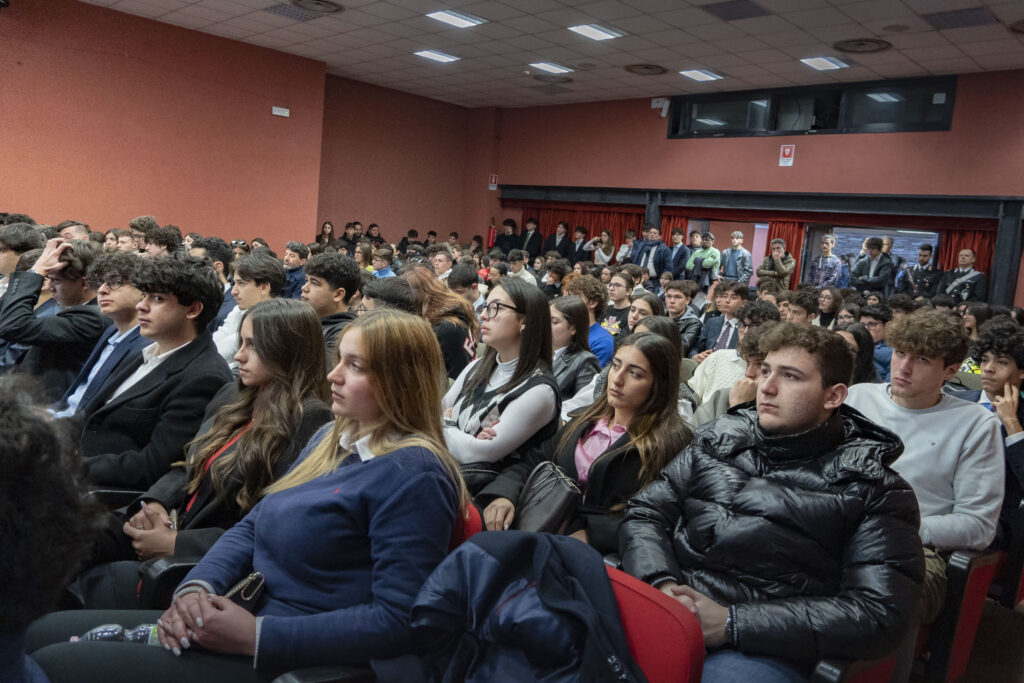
[938,229,995,275]
[660,205,996,232]
[502,200,645,262]
[767,221,805,290]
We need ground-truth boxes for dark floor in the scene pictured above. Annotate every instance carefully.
[960,601,1024,682]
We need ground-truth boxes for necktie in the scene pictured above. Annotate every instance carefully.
[714,320,731,350]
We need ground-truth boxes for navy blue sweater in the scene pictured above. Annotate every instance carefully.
[181,426,459,671]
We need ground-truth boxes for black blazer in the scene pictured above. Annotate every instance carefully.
[76,330,233,489]
[479,418,643,555]
[543,234,573,261]
[0,271,107,401]
[520,230,543,260]
[56,324,149,413]
[552,347,600,400]
[141,383,333,558]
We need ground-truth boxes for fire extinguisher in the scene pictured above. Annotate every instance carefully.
[487,217,496,248]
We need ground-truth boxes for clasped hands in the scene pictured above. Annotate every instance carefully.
[659,581,730,649]
[123,501,176,560]
[157,588,257,658]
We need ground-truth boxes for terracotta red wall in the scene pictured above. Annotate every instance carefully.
[0,0,325,251]
[317,77,462,240]
[495,70,1024,198]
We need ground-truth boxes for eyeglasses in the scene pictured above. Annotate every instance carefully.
[738,321,753,330]
[836,314,856,322]
[88,275,127,290]
[231,240,248,247]
[354,303,367,313]
[862,320,883,329]
[483,301,519,319]
[608,282,625,289]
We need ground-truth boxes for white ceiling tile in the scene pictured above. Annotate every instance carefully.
[501,14,564,34]
[701,53,755,68]
[630,46,688,61]
[759,29,822,47]
[737,47,794,62]
[645,28,704,47]
[242,10,301,28]
[176,2,236,21]
[203,23,258,39]
[505,0,565,12]
[715,35,772,51]
[916,57,984,74]
[836,0,916,23]
[372,20,428,37]
[778,41,836,58]
[653,7,721,29]
[109,0,171,18]
[782,6,855,29]
[689,21,748,40]
[720,63,774,77]
[677,41,728,57]
[886,31,951,49]
[606,35,659,50]
[469,22,525,40]
[609,13,676,34]
[572,0,646,21]
[901,44,968,61]
[359,3,419,21]
[959,37,1024,56]
[757,0,833,11]
[245,32,295,48]
[941,24,1018,44]
[501,33,558,50]
[859,16,935,35]
[335,9,392,27]
[731,15,802,35]
[903,0,985,12]
[987,2,1024,24]
[161,11,216,29]
[621,0,692,12]
[806,23,871,42]
[972,52,1024,69]
[460,1,527,22]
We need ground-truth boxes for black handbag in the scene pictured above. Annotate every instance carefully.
[511,461,582,534]
[224,571,265,612]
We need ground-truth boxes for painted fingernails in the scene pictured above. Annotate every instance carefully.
[180,636,190,649]
[172,647,181,656]
[196,617,204,627]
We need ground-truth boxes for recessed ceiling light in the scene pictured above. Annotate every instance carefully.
[568,24,623,41]
[867,93,902,103]
[414,50,460,63]
[800,56,849,71]
[680,69,724,81]
[695,118,726,126]
[530,62,574,74]
[426,10,485,28]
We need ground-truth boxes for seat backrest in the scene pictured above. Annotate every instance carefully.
[606,567,704,683]
[679,358,698,384]
[448,503,483,551]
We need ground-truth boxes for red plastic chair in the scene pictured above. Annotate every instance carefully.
[605,567,705,683]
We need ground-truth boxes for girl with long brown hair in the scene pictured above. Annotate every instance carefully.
[479,332,692,554]
[73,298,331,608]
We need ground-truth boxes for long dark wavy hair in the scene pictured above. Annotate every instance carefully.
[558,333,691,486]
[185,298,329,512]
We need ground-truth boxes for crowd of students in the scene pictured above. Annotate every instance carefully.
[0,210,1019,683]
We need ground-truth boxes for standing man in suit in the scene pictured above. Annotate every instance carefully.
[543,221,573,261]
[52,251,148,417]
[689,280,747,359]
[189,237,236,331]
[0,238,107,401]
[75,255,232,489]
[938,248,987,302]
[667,228,691,279]
[569,226,589,265]
[493,218,518,257]
[520,217,543,261]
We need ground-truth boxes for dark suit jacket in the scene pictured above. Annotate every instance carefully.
[493,233,518,257]
[209,286,237,332]
[938,269,988,302]
[520,230,543,260]
[569,239,588,265]
[634,240,672,277]
[478,418,644,555]
[76,330,232,489]
[543,234,573,261]
[140,383,333,558]
[0,270,107,401]
[689,315,738,357]
[668,243,692,279]
[56,324,148,413]
[552,347,600,400]
[849,253,894,293]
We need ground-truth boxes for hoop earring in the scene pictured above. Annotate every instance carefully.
[519,327,525,335]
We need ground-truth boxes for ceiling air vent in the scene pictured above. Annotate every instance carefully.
[292,0,343,14]
[625,64,668,75]
[833,38,892,54]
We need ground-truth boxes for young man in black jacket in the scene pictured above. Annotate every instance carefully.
[621,322,924,680]
[75,255,232,489]
[301,252,361,368]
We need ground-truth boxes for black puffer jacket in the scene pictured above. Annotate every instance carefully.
[621,404,924,662]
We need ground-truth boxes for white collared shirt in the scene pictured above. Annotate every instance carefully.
[107,339,191,402]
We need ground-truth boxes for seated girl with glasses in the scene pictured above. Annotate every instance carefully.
[68,298,333,609]
[28,309,465,682]
[478,333,692,554]
[443,278,560,495]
